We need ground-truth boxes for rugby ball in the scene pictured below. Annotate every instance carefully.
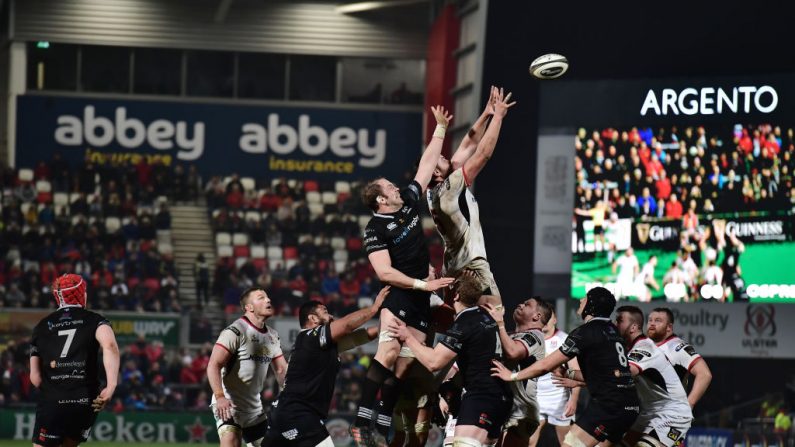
[529,53,569,79]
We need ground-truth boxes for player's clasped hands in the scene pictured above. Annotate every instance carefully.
[490,359,512,381]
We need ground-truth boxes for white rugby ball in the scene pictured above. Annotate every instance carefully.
[529,53,569,79]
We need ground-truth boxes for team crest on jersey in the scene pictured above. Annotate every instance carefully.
[387,222,398,230]
[478,413,492,426]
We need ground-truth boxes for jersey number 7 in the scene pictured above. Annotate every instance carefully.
[58,329,77,358]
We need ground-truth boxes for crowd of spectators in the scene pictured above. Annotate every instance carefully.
[204,173,444,317]
[575,124,795,221]
[0,155,198,311]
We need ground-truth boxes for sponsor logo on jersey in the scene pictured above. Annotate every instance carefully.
[47,319,85,330]
[58,397,91,404]
[674,342,686,351]
[282,429,299,440]
[387,222,398,230]
[634,349,652,357]
[478,412,492,426]
[227,326,241,336]
[50,360,86,369]
[667,427,682,442]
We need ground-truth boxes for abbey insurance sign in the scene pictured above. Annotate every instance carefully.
[15,95,422,179]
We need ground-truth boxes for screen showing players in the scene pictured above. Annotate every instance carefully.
[537,76,795,303]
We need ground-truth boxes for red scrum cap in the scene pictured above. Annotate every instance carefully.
[52,274,87,308]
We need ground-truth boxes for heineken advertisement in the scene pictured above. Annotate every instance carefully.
[0,409,218,443]
[0,409,445,446]
[0,309,181,347]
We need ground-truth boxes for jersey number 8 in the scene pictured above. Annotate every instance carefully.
[614,342,627,367]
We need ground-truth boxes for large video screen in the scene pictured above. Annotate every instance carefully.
[538,76,795,303]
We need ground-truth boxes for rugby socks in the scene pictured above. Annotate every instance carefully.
[375,372,403,437]
[354,359,391,427]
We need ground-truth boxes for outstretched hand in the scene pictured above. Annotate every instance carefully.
[482,302,505,324]
[490,359,513,381]
[431,105,453,128]
[492,87,517,118]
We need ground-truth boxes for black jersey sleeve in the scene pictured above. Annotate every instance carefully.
[363,225,388,254]
[559,325,591,358]
[401,181,422,206]
[306,324,335,350]
[440,319,468,354]
[30,323,42,358]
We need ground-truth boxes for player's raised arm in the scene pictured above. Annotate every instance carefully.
[92,324,120,412]
[414,105,453,191]
[483,303,528,361]
[332,286,390,348]
[462,87,516,183]
[492,349,570,382]
[451,86,497,169]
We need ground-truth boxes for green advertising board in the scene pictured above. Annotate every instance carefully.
[107,312,181,346]
[0,409,218,443]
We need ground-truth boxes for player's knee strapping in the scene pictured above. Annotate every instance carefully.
[414,420,430,434]
[399,346,415,358]
[563,431,589,447]
[453,436,483,447]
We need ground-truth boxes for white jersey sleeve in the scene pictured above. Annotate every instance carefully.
[627,337,692,423]
[537,330,571,416]
[658,336,702,373]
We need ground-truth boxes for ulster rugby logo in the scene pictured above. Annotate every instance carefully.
[744,305,776,336]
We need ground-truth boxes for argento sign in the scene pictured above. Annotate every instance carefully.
[640,85,778,116]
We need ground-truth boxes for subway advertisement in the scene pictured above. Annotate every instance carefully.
[536,74,795,303]
[15,94,422,180]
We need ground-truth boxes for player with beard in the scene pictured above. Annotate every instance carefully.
[491,287,639,447]
[207,288,288,447]
[483,298,552,447]
[614,306,692,447]
[353,105,455,445]
[264,287,390,447]
[646,308,712,408]
[30,274,121,447]
[388,275,513,447]
[426,87,516,305]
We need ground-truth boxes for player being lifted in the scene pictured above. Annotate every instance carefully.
[353,105,455,445]
[427,86,516,305]
[30,274,121,447]
[483,297,552,447]
[491,287,639,447]
[264,287,390,447]
[207,288,288,447]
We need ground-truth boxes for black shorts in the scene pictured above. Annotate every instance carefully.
[455,392,513,440]
[575,400,639,443]
[382,288,431,331]
[265,401,330,447]
[33,402,98,446]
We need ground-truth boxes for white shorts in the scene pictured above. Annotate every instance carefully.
[538,396,573,426]
[631,413,692,447]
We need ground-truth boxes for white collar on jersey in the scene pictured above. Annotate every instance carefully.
[372,213,394,219]
[585,317,612,324]
[58,304,83,309]
[454,306,479,320]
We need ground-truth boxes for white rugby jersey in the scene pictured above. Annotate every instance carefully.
[627,336,692,419]
[427,168,487,274]
[212,316,283,413]
[655,335,703,383]
[509,329,546,409]
[537,330,570,404]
